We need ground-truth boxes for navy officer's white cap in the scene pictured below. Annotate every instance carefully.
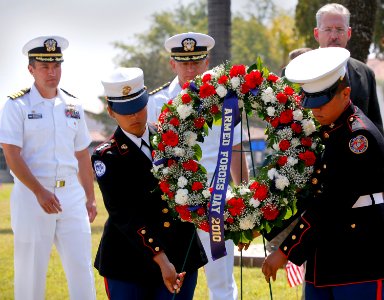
[285,47,350,108]
[165,32,215,61]
[101,67,148,115]
[22,35,69,62]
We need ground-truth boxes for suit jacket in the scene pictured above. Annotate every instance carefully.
[279,103,384,286]
[348,57,383,134]
[92,125,207,284]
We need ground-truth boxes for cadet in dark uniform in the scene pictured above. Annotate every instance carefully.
[92,67,207,300]
[261,47,384,300]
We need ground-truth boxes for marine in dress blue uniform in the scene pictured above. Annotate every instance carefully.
[92,67,207,300]
[0,36,96,300]
[262,47,384,300]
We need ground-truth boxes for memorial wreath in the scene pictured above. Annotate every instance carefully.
[151,59,324,245]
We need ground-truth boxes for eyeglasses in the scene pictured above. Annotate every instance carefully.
[318,27,348,36]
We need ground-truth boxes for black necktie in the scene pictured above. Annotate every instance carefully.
[140,139,152,160]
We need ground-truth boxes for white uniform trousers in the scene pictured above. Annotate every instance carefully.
[197,229,238,300]
[11,177,96,300]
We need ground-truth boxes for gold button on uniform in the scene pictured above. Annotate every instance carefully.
[316,169,321,174]
[148,238,153,243]
[292,235,296,240]
[155,247,160,252]
[300,224,304,229]
[323,132,329,139]
[323,164,327,169]
[162,208,169,213]
[349,117,354,122]
[284,246,288,251]
[164,222,170,228]
[312,178,318,185]
[351,224,356,229]
[141,230,146,234]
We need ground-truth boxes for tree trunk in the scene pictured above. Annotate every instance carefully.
[208,0,231,68]
[343,0,377,62]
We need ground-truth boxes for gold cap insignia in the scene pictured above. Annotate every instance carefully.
[122,86,131,96]
[44,39,57,52]
[183,39,196,52]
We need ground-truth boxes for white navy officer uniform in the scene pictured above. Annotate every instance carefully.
[0,36,95,300]
[147,32,240,300]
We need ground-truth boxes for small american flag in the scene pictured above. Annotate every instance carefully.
[285,260,305,287]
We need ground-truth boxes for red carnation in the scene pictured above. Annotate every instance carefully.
[199,221,210,232]
[276,92,288,104]
[267,74,279,83]
[244,71,263,89]
[194,117,205,129]
[284,86,295,95]
[202,73,212,83]
[301,137,312,147]
[159,180,170,193]
[279,140,290,151]
[277,156,288,166]
[253,184,268,201]
[158,142,165,151]
[167,191,175,199]
[192,181,204,191]
[298,150,316,166]
[261,204,280,221]
[197,207,206,216]
[199,83,216,98]
[182,160,199,172]
[226,217,234,224]
[167,99,173,105]
[218,75,229,84]
[249,181,260,191]
[175,205,191,221]
[227,197,246,216]
[167,159,176,167]
[291,122,302,134]
[229,65,246,78]
[181,94,192,104]
[269,117,280,128]
[169,117,180,127]
[280,109,293,124]
[210,105,219,114]
[162,130,179,147]
[182,82,190,90]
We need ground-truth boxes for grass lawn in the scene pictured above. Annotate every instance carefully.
[0,182,302,300]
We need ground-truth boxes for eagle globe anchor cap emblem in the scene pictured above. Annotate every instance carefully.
[44,39,57,52]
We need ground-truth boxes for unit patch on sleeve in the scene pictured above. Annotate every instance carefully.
[94,160,106,177]
[349,135,368,154]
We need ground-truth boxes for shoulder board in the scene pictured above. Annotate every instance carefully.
[348,115,367,132]
[8,88,31,100]
[149,82,171,95]
[94,138,117,156]
[60,88,77,98]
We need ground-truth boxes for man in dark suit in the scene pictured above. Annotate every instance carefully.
[314,3,383,134]
[92,67,207,299]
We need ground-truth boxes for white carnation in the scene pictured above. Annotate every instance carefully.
[162,167,169,175]
[275,175,289,191]
[230,77,240,89]
[249,197,261,208]
[175,189,189,205]
[177,105,193,120]
[184,131,197,147]
[267,106,275,117]
[302,119,316,136]
[239,216,255,230]
[287,157,298,166]
[261,87,277,103]
[177,176,188,188]
[203,189,211,198]
[291,138,300,148]
[293,109,303,121]
[268,168,277,180]
[239,187,250,195]
[173,147,185,157]
[216,85,228,98]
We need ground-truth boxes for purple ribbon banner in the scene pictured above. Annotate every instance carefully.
[209,91,239,260]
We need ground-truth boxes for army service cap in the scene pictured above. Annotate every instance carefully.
[22,35,68,62]
[101,67,148,115]
[285,47,350,108]
[165,32,215,61]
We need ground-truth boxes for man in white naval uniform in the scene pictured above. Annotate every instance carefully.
[147,32,249,300]
[0,35,97,300]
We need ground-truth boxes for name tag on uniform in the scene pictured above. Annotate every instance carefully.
[28,113,43,119]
